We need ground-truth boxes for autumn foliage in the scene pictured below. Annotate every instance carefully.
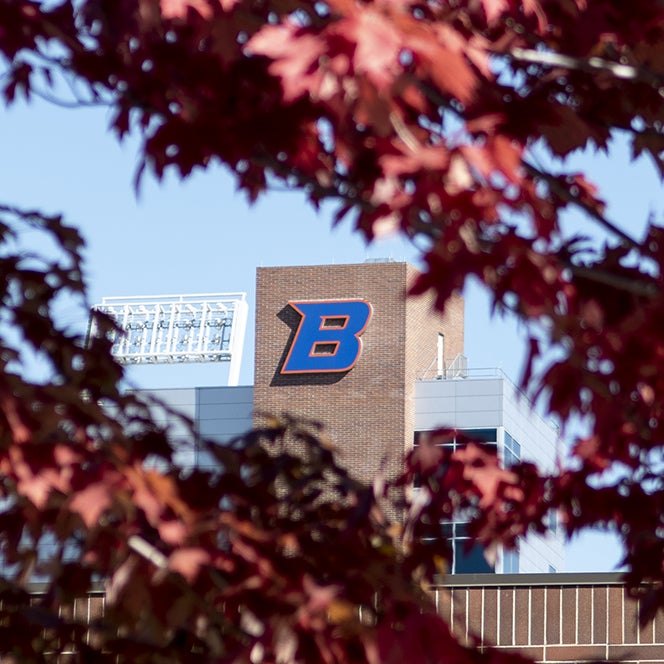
[1,0,664,661]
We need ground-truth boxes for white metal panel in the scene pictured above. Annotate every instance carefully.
[89,293,248,386]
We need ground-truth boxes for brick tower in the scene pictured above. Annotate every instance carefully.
[253,261,464,484]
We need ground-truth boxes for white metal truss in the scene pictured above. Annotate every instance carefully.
[88,293,249,386]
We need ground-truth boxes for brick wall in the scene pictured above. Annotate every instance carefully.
[41,575,664,663]
[404,264,464,382]
[404,264,464,463]
[436,573,664,663]
[253,262,463,486]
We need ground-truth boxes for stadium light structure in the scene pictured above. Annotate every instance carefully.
[88,293,249,386]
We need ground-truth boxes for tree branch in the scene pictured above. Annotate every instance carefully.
[568,264,659,299]
[505,47,664,86]
[523,161,642,251]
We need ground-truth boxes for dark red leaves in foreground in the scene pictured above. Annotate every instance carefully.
[1,0,664,661]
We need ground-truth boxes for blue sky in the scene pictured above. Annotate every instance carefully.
[1,97,531,387]
[2,93,660,573]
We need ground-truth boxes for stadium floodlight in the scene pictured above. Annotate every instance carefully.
[88,293,249,386]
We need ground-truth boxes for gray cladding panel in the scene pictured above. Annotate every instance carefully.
[198,419,253,439]
[195,386,253,444]
[133,386,253,446]
[452,378,504,397]
[197,386,254,405]
[138,388,197,420]
[197,402,253,421]
[416,397,456,414]
[416,412,458,430]
[415,381,457,398]
[454,394,503,413]
[415,378,505,430]
[451,411,504,429]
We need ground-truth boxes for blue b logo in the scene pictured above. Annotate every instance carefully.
[281,300,372,374]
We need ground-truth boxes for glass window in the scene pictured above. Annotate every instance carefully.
[504,549,519,574]
[440,522,453,538]
[503,431,521,467]
[546,509,558,534]
[440,522,495,574]
[483,442,498,456]
[412,431,549,575]
[455,541,494,574]
[413,430,498,472]
[414,429,497,450]
[463,428,498,443]
[504,448,518,467]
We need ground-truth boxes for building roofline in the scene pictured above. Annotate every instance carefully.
[436,571,625,587]
[25,572,628,596]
